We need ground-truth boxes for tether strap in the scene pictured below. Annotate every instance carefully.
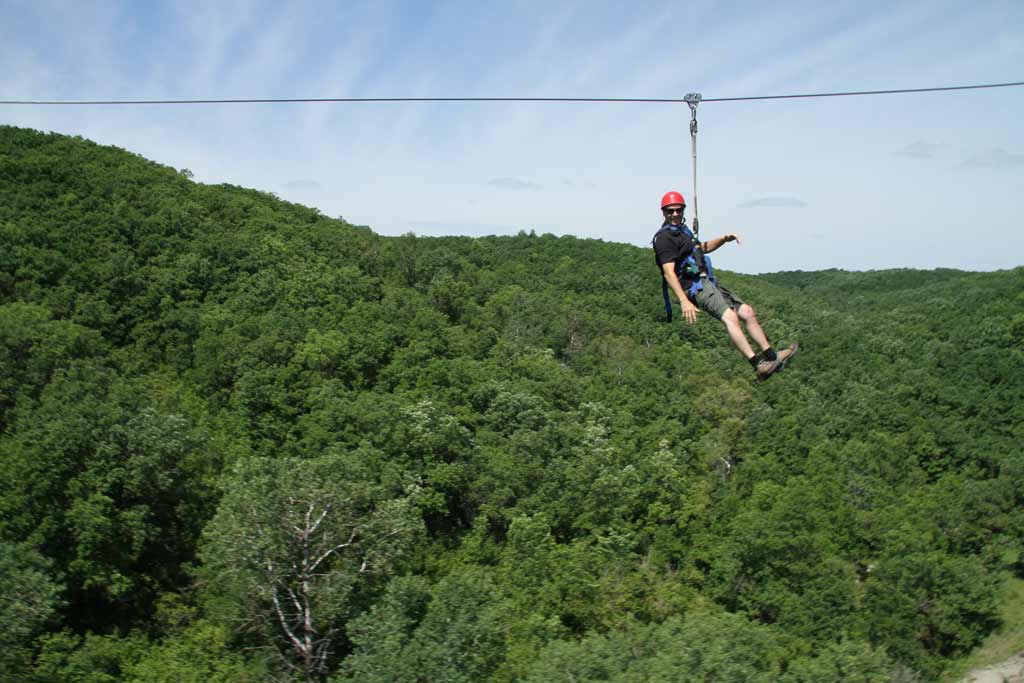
[684,92,701,237]
[661,277,673,321]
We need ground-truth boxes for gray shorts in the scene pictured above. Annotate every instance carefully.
[693,277,745,320]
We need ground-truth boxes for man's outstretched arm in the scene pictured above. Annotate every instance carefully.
[701,233,742,253]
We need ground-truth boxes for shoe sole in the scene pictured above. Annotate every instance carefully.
[774,343,800,373]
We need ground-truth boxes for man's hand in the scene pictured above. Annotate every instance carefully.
[725,233,742,245]
[681,301,700,324]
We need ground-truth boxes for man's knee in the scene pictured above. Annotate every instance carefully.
[738,304,757,320]
[722,308,741,326]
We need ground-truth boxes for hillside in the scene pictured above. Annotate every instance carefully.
[1,125,1022,682]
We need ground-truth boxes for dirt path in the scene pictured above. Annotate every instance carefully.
[961,653,1024,683]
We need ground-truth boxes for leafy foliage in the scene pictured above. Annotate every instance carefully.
[1,125,1022,681]
[0,542,63,680]
[199,454,422,681]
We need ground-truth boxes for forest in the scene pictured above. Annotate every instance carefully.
[1,125,1022,682]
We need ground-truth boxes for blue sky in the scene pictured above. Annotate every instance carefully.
[2,0,1022,272]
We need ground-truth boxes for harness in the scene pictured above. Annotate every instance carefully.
[652,221,715,321]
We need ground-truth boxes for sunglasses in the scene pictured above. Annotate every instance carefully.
[662,206,685,214]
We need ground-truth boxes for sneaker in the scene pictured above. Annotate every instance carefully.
[773,343,800,372]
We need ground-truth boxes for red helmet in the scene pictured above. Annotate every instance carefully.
[661,191,686,208]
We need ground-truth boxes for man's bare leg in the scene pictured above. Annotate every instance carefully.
[722,308,756,359]
[737,304,771,352]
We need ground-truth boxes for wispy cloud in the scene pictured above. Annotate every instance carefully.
[487,177,543,191]
[737,197,808,208]
[963,148,1024,170]
[3,0,1022,272]
[896,140,943,159]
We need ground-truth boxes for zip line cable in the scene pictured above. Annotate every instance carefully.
[704,80,1024,102]
[2,80,1022,106]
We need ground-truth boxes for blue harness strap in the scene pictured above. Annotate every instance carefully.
[661,276,673,321]
[652,221,715,320]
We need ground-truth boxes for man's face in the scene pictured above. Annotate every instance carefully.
[662,204,685,225]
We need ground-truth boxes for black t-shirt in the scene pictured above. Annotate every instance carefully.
[653,225,707,274]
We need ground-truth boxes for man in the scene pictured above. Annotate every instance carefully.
[653,190,797,380]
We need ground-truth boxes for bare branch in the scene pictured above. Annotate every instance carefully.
[282,582,303,621]
[308,526,359,574]
[209,458,420,683]
[308,504,331,537]
[270,584,305,654]
[313,637,334,676]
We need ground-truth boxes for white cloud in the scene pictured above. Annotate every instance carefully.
[896,141,943,159]
[963,148,1024,170]
[2,0,1022,272]
[487,177,543,191]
